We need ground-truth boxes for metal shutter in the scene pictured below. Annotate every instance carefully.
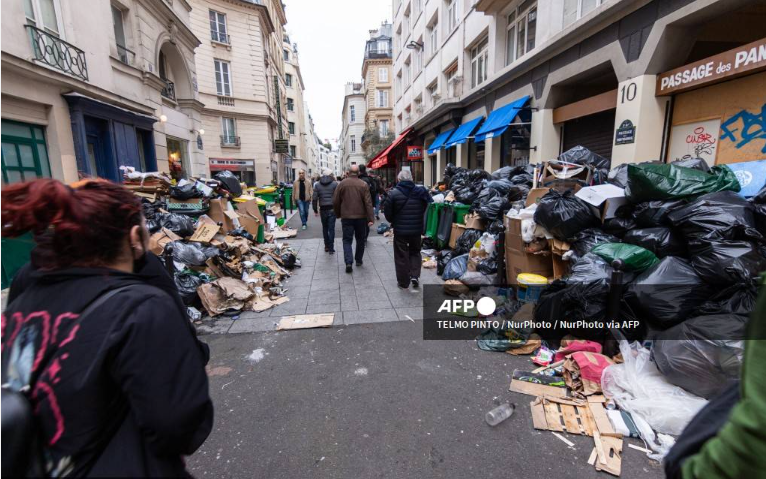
[562,109,616,160]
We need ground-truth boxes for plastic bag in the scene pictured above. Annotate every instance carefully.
[477,259,498,274]
[454,229,483,255]
[436,205,454,243]
[607,164,629,189]
[558,145,611,170]
[486,179,514,195]
[491,165,527,181]
[592,243,659,272]
[280,253,297,269]
[170,183,202,200]
[668,191,762,244]
[625,163,740,202]
[169,241,209,266]
[377,222,391,234]
[477,232,497,256]
[652,314,747,399]
[602,216,637,238]
[475,195,511,221]
[460,271,497,286]
[214,170,243,197]
[442,254,468,280]
[157,213,196,237]
[601,341,708,436]
[436,250,454,276]
[533,190,600,241]
[695,280,758,316]
[569,228,620,260]
[432,193,445,203]
[624,257,714,329]
[689,239,766,284]
[452,185,477,204]
[507,184,530,202]
[622,227,686,258]
[671,157,710,172]
[487,218,504,235]
[174,271,203,305]
[633,199,687,228]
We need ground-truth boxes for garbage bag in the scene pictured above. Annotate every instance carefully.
[477,258,498,275]
[652,314,747,399]
[533,190,600,241]
[169,241,208,266]
[668,191,762,244]
[569,228,620,261]
[454,229,483,256]
[280,253,297,269]
[486,179,514,195]
[491,165,527,181]
[624,257,714,329]
[229,227,254,241]
[452,185,477,204]
[436,250,454,276]
[442,253,468,280]
[607,164,629,189]
[625,163,740,202]
[750,184,766,238]
[157,213,196,237]
[475,195,511,221]
[622,227,686,258]
[507,184,530,202]
[671,157,710,172]
[559,145,610,170]
[689,239,766,284]
[592,243,659,272]
[487,218,505,235]
[472,187,499,207]
[695,280,758,316]
[601,341,708,436]
[377,222,391,234]
[460,271,497,286]
[633,199,687,227]
[603,216,637,238]
[170,183,202,200]
[468,169,492,184]
[214,170,243,197]
[174,272,203,305]
[422,237,437,250]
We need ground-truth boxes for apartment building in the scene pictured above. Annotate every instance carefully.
[189,0,290,185]
[1,0,204,184]
[329,148,342,177]
[284,35,309,180]
[387,0,765,186]
[339,82,367,169]
[304,110,319,175]
[362,22,395,154]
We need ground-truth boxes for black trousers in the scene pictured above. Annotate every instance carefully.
[319,207,336,251]
[393,234,421,287]
[341,218,367,265]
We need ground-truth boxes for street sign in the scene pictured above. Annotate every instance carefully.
[615,120,635,145]
[274,139,289,153]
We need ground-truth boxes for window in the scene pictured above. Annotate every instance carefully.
[470,37,489,88]
[445,64,459,97]
[24,0,62,36]
[506,1,536,64]
[379,120,389,136]
[214,59,232,96]
[111,6,129,64]
[413,43,423,74]
[350,105,356,123]
[221,117,237,144]
[427,20,439,56]
[285,73,292,87]
[403,60,410,86]
[377,40,389,54]
[290,145,297,157]
[288,122,295,135]
[351,135,356,152]
[377,89,389,107]
[1,120,51,183]
[395,72,402,98]
[427,81,438,105]
[403,11,410,40]
[287,98,294,111]
[379,67,388,83]
[564,0,601,27]
[209,10,228,44]
[283,49,290,61]
[446,0,458,33]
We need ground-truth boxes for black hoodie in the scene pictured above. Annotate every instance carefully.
[1,255,213,477]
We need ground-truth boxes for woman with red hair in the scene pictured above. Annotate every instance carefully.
[1,179,213,477]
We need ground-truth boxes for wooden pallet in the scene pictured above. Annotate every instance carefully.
[530,396,596,436]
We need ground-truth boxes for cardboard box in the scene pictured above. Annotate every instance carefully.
[449,223,467,249]
[209,198,237,232]
[463,212,486,231]
[503,216,524,252]
[575,184,628,221]
[189,223,220,243]
[505,248,553,284]
[525,188,551,207]
[540,161,591,193]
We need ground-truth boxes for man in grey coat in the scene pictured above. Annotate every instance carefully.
[313,168,338,254]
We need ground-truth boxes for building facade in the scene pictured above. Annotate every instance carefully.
[303,110,319,175]
[1,0,205,184]
[339,82,367,169]
[284,35,309,180]
[362,22,395,146]
[189,0,290,186]
[388,0,766,186]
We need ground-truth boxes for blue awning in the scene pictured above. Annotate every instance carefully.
[426,128,455,155]
[444,117,484,148]
[474,95,531,143]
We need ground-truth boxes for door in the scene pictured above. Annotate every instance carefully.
[562,109,616,159]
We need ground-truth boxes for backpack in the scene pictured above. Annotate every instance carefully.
[1,286,131,477]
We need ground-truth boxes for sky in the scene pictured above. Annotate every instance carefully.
[284,0,393,145]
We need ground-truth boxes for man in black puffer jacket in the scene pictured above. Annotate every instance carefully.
[312,168,338,253]
[383,169,433,289]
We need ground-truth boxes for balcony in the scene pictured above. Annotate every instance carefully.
[211,32,230,44]
[365,48,392,60]
[25,25,88,81]
[217,96,235,107]
[116,44,135,66]
[161,79,176,101]
[221,135,241,147]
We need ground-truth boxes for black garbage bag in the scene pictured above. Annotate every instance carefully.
[509,173,534,186]
[472,187,500,209]
[174,272,203,305]
[477,258,498,274]
[603,216,637,238]
[436,250,454,276]
[476,196,511,221]
[142,199,163,220]
[569,228,620,261]
[607,164,629,189]
[487,218,505,235]
[558,145,611,170]
[229,227,254,241]
[671,157,711,172]
[170,183,202,200]
[214,170,243,197]
[668,191,762,244]
[486,179,514,195]
[280,253,297,269]
[623,227,686,258]
[633,199,687,227]
[624,257,714,330]
[491,165,527,181]
[507,184,530,202]
[534,190,600,241]
[454,229,483,255]
[652,314,747,399]
[689,239,766,284]
[695,280,758,316]
[468,169,492,184]
[448,169,469,189]
[157,213,196,237]
[442,254,468,280]
[750,184,766,238]
[422,237,437,250]
[453,185,477,204]
[169,241,209,266]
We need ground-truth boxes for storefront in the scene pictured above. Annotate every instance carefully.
[473,95,532,168]
[210,158,256,185]
[553,90,617,161]
[657,38,766,166]
[368,127,412,187]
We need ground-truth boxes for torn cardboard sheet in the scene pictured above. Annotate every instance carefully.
[510,369,568,398]
[190,223,220,243]
[271,228,297,239]
[563,352,615,396]
[149,228,182,255]
[277,313,335,330]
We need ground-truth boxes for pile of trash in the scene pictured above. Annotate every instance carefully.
[122,166,300,321]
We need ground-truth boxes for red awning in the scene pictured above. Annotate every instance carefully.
[367,128,412,169]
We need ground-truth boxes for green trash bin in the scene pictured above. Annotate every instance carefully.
[1,233,35,289]
[255,192,278,204]
[425,203,445,239]
[453,203,471,225]
[284,186,293,212]
[257,204,266,243]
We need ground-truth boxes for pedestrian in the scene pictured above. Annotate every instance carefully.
[292,169,313,230]
[0,179,213,477]
[383,169,433,289]
[313,167,338,254]
[358,165,378,240]
[333,165,374,273]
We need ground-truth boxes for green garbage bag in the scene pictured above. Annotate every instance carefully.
[625,163,740,202]
[592,243,659,272]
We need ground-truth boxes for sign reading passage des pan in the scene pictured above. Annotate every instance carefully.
[657,38,766,95]
[614,120,635,145]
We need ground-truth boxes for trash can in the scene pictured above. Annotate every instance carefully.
[255,192,278,204]
[453,203,471,225]
[516,274,549,303]
[425,203,444,239]
[284,186,293,212]
[257,204,266,243]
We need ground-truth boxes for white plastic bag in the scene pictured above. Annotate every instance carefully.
[477,232,496,256]
[432,193,445,203]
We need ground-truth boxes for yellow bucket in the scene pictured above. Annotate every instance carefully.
[516,273,549,303]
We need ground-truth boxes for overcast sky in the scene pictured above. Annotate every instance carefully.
[285,0,393,145]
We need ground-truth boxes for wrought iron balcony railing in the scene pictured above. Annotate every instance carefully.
[161,79,176,101]
[221,135,241,147]
[211,31,230,44]
[116,44,135,66]
[25,25,88,81]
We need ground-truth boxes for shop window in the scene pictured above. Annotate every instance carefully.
[1,120,51,183]
[469,140,485,170]
[500,120,532,168]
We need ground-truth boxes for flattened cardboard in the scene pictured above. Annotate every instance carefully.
[463,212,485,231]
[238,215,261,237]
[148,228,182,255]
[525,188,551,207]
[209,198,237,232]
[241,199,265,224]
[190,223,220,243]
[277,313,335,330]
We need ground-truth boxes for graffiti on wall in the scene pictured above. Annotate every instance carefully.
[720,103,766,154]
[668,119,721,165]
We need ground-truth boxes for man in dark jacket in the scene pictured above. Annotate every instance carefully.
[383,169,433,289]
[358,165,378,232]
[333,165,374,273]
[313,168,338,254]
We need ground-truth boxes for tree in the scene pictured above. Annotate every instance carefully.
[363,127,395,161]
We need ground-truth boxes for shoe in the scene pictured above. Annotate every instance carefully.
[302,225,307,230]
[346,264,353,273]
[411,278,419,288]
[398,284,409,290]
[356,260,363,267]
[325,246,329,252]
[329,250,335,255]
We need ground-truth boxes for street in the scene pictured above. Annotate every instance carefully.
[189,213,664,479]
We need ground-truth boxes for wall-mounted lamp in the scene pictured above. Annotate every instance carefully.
[160,114,168,123]
[406,40,424,50]
[191,128,205,135]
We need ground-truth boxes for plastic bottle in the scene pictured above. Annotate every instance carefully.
[485,403,515,426]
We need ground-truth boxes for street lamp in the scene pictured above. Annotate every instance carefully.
[405,40,423,50]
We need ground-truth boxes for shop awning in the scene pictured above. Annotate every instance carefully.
[368,128,412,169]
[474,95,531,142]
[426,128,455,155]
[444,117,484,148]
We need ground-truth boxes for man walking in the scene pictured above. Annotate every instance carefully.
[313,168,338,254]
[333,165,374,273]
[383,170,433,289]
[293,169,313,230]
[358,165,378,234]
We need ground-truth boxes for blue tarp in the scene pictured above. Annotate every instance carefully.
[444,117,484,148]
[427,128,455,155]
[474,95,531,143]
